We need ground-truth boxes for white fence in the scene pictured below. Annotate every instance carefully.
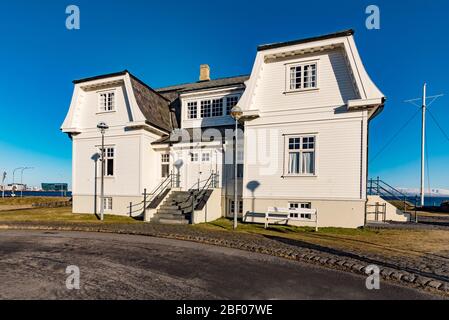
[265,207,318,231]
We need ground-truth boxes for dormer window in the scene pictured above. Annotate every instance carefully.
[98,91,115,112]
[288,62,318,91]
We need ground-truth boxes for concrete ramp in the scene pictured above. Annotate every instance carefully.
[367,195,410,222]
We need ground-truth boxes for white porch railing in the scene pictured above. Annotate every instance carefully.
[265,207,318,231]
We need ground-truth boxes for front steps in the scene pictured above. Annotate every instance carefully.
[151,191,198,225]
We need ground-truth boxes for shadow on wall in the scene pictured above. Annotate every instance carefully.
[328,50,360,115]
[246,180,261,217]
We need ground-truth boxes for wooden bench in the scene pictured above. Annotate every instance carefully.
[265,207,318,231]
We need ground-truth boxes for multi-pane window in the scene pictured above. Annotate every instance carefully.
[187,102,197,119]
[103,197,113,211]
[200,100,211,118]
[287,136,315,175]
[202,152,210,162]
[100,147,115,176]
[289,202,311,209]
[289,202,312,219]
[161,154,170,178]
[99,91,115,112]
[289,63,317,90]
[226,96,239,115]
[230,200,243,214]
[212,98,223,117]
[190,153,199,162]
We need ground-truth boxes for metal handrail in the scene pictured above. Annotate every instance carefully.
[368,177,410,213]
[127,172,179,217]
[184,172,219,217]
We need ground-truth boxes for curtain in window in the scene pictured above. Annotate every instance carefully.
[302,152,314,174]
[289,152,300,174]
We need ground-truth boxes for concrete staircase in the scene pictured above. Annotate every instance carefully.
[151,191,195,225]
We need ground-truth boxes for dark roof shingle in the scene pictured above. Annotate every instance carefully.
[156,75,249,94]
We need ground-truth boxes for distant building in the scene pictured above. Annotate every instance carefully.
[41,183,68,192]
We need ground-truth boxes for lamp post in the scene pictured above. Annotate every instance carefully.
[230,105,243,230]
[12,167,24,196]
[97,122,109,221]
[20,167,34,197]
[1,171,6,198]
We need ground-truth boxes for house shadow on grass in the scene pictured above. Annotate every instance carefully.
[261,234,449,283]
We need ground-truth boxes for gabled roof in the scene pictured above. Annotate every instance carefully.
[71,70,176,133]
[257,29,354,52]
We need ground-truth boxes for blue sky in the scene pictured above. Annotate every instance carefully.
[0,0,448,190]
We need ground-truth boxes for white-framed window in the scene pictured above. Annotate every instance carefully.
[286,136,316,175]
[103,197,113,211]
[289,202,311,209]
[187,101,197,119]
[288,62,317,91]
[200,100,211,118]
[230,200,243,214]
[100,147,115,177]
[98,91,115,112]
[161,154,170,178]
[226,96,239,115]
[289,202,312,219]
[202,152,210,162]
[190,153,199,162]
[212,98,223,117]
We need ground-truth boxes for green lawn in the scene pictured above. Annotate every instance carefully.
[0,197,69,206]
[0,206,137,224]
[194,218,449,260]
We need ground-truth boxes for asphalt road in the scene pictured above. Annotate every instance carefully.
[0,230,439,300]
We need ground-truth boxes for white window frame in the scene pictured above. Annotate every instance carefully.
[288,202,313,219]
[284,135,317,177]
[102,197,113,212]
[98,90,116,113]
[161,153,170,178]
[226,96,239,115]
[99,146,115,177]
[230,200,243,215]
[190,153,199,162]
[187,101,198,119]
[202,152,210,162]
[285,60,319,92]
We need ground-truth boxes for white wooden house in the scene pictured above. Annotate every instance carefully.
[61,30,406,228]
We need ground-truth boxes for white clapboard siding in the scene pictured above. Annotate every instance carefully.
[253,49,358,112]
[243,118,364,200]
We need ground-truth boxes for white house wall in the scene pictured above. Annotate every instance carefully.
[253,49,358,112]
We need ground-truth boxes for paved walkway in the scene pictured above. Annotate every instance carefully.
[0,220,448,296]
[0,230,439,300]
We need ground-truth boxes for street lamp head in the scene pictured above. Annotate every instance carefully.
[97,122,109,132]
[230,106,243,120]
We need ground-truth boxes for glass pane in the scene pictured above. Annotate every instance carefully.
[301,152,315,174]
[289,152,300,174]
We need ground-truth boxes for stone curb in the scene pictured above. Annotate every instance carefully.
[1,223,448,297]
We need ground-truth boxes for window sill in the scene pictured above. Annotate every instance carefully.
[96,111,116,115]
[282,174,317,178]
[284,88,319,94]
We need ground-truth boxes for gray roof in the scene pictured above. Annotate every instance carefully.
[72,71,248,133]
[258,29,354,52]
[72,70,177,133]
[129,75,176,133]
[156,75,249,95]
[152,125,240,145]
